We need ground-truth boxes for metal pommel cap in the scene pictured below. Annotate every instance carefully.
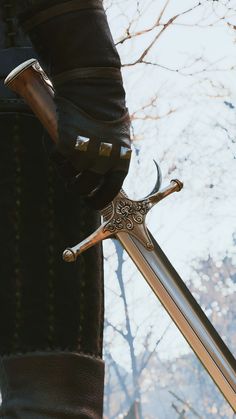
[63,164,184,263]
[63,249,77,263]
[171,179,183,191]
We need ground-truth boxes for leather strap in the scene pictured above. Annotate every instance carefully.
[56,96,130,150]
[53,67,122,85]
[0,98,31,113]
[23,0,104,32]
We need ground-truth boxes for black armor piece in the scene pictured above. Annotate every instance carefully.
[0,1,34,111]
[0,1,104,358]
[0,1,105,417]
[1,352,104,418]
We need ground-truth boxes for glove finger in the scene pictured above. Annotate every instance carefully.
[71,170,104,196]
[90,142,131,175]
[86,170,127,210]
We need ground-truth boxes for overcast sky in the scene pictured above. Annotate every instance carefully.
[103,0,236,370]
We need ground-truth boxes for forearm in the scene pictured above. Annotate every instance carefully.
[17,0,131,209]
[19,0,126,120]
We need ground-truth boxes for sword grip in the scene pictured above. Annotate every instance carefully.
[4,59,58,143]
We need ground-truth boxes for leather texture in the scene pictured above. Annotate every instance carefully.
[52,67,122,86]
[0,352,104,418]
[0,4,105,418]
[22,0,104,32]
[56,96,130,163]
[0,0,104,359]
[19,0,132,209]
[0,112,104,358]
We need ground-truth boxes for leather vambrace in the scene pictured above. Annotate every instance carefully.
[19,0,132,209]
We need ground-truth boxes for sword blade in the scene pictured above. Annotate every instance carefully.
[117,230,236,411]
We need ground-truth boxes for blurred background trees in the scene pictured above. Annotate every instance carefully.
[103,1,236,417]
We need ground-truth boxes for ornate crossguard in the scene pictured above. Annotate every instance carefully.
[63,177,183,262]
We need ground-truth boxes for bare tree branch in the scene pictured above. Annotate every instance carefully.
[169,390,203,418]
[122,3,204,67]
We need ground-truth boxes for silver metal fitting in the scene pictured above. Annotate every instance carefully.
[120,146,132,160]
[75,136,90,151]
[99,142,113,157]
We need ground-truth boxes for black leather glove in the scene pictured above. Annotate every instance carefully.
[19,0,131,209]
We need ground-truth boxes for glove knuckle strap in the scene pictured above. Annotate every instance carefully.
[52,67,122,85]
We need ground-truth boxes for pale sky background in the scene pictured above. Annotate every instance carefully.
[103,0,236,371]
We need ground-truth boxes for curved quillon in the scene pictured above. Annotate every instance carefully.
[63,163,183,263]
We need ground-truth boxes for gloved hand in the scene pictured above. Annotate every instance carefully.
[19,0,132,210]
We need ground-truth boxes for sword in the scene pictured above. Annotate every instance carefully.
[5,59,236,411]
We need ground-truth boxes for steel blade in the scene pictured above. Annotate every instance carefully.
[117,230,236,411]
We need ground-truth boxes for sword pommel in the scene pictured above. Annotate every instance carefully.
[63,249,77,263]
[172,179,184,191]
[4,59,57,143]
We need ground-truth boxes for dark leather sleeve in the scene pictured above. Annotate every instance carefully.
[18,0,132,209]
[0,352,104,418]
[0,0,104,367]
[0,4,105,417]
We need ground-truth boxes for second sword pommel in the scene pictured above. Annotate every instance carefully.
[4,58,58,143]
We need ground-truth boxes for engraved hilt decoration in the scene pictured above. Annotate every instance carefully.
[63,178,183,261]
[4,59,183,261]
